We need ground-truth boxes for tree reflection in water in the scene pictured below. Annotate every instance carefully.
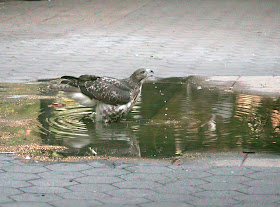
[0,78,279,159]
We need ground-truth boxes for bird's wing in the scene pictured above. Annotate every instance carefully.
[78,77,132,105]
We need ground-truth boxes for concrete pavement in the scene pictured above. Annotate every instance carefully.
[1,152,280,207]
[192,76,280,98]
[0,0,280,83]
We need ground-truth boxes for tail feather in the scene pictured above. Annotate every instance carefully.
[49,83,80,92]
[58,76,80,90]
[61,76,79,80]
[50,74,99,93]
[61,80,78,88]
[49,76,79,92]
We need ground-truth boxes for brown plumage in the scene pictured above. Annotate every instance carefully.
[54,68,154,123]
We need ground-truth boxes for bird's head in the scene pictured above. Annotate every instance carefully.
[130,68,154,83]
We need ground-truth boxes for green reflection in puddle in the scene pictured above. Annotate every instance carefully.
[0,78,279,159]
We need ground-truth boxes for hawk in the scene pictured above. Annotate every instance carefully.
[52,68,154,123]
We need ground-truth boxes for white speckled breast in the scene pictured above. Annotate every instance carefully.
[96,102,132,122]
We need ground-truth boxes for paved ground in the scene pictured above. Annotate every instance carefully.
[1,153,280,207]
[194,76,280,97]
[0,0,280,83]
[1,0,280,206]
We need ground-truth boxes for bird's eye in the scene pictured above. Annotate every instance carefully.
[141,71,145,74]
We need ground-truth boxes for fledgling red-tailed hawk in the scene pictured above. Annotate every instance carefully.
[52,68,154,123]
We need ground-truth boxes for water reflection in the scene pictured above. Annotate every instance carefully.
[38,97,142,157]
[0,78,279,158]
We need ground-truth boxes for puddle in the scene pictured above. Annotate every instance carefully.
[0,77,279,160]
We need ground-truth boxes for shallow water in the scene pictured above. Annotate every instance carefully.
[0,77,279,158]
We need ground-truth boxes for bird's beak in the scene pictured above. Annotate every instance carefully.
[146,69,154,77]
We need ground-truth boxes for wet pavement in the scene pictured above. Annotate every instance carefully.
[1,0,280,206]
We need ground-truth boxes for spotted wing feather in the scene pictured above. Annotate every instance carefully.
[78,77,132,106]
